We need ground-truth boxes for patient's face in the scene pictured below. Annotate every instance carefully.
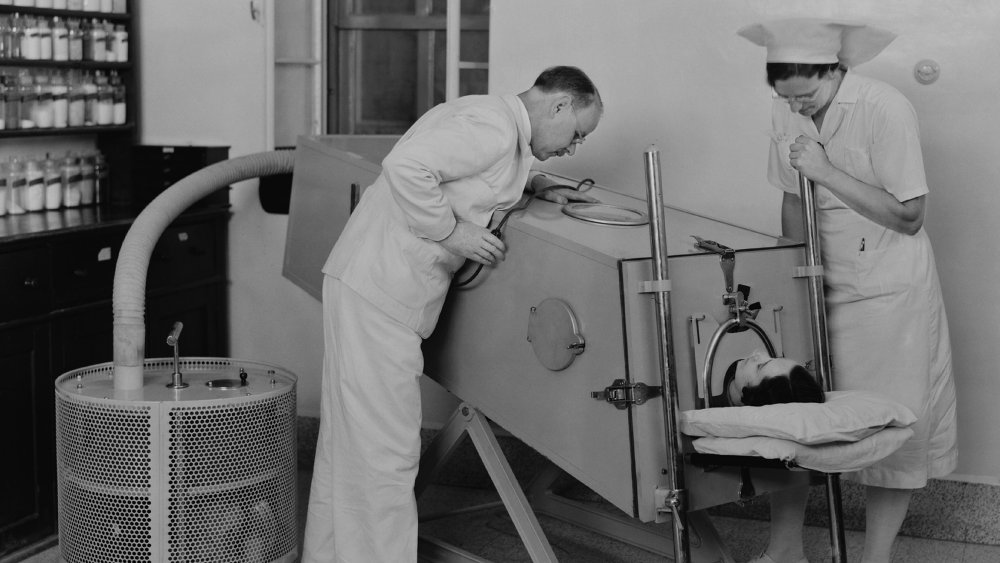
[734,349,799,390]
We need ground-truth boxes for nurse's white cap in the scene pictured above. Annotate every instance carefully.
[737,18,896,68]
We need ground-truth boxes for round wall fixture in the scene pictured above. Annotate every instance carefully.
[914,59,940,85]
[527,298,586,371]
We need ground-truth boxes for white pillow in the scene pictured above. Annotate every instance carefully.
[691,427,914,473]
[681,390,916,445]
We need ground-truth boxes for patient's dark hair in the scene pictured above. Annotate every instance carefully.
[725,360,825,406]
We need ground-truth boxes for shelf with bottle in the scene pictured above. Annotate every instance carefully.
[0,66,128,135]
[0,11,129,63]
[0,1,129,21]
[0,148,109,216]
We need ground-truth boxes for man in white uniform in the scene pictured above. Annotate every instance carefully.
[302,66,604,563]
[738,19,957,563]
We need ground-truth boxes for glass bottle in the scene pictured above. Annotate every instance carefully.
[95,70,112,125]
[93,151,108,206]
[52,16,69,61]
[17,69,36,129]
[67,18,83,61]
[2,73,19,130]
[112,23,127,62]
[101,20,115,61]
[87,18,105,61]
[32,70,54,128]
[0,161,8,217]
[24,156,45,211]
[20,15,39,60]
[67,70,85,126]
[8,12,22,59]
[79,152,95,205]
[0,16,11,59]
[51,71,68,128]
[61,153,82,208]
[7,157,26,215]
[38,17,51,60]
[43,154,62,209]
[0,74,6,130]
[82,70,97,125]
[110,70,125,125]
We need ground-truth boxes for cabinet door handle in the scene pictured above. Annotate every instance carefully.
[74,269,89,278]
[23,277,39,287]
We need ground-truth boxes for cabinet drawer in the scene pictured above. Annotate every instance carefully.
[0,247,50,321]
[148,221,221,290]
[50,230,125,309]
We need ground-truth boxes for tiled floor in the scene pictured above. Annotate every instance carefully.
[19,468,1000,563]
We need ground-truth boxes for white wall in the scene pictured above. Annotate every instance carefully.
[491,0,1000,484]
[139,1,325,416]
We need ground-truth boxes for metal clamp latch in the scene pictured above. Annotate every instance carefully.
[591,379,661,409]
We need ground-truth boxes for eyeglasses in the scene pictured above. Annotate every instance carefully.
[571,108,587,145]
[774,87,822,103]
[773,78,826,104]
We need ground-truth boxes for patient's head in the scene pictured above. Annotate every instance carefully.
[725,349,825,406]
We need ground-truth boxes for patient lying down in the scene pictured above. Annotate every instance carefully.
[711,349,825,408]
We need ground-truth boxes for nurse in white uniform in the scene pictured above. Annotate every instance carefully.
[302,66,603,563]
[738,19,957,563]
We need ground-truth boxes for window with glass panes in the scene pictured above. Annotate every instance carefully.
[329,0,489,134]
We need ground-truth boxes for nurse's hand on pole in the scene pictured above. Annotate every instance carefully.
[440,221,506,265]
[789,135,833,182]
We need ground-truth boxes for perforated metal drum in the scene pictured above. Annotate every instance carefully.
[55,358,298,563]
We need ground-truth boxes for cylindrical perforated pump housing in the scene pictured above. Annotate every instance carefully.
[55,358,297,563]
[55,151,300,562]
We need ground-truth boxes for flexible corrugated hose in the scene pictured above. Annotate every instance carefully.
[112,150,296,390]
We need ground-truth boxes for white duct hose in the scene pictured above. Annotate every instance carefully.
[112,150,296,391]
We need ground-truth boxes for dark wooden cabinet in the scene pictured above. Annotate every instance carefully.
[0,208,229,559]
[0,323,53,558]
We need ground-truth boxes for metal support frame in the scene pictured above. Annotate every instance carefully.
[643,146,690,563]
[798,172,847,563]
[415,403,558,563]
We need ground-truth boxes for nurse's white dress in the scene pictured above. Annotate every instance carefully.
[768,72,957,488]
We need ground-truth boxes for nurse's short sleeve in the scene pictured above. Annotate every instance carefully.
[767,102,801,194]
[870,92,929,202]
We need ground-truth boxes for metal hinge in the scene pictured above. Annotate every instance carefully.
[591,379,662,409]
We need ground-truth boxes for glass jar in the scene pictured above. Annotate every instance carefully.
[67,18,83,61]
[51,71,68,128]
[32,71,54,128]
[86,18,105,61]
[110,71,125,125]
[38,17,51,60]
[67,70,85,127]
[2,73,19,130]
[20,15,40,60]
[43,155,62,209]
[79,153,95,205]
[52,16,69,61]
[61,154,82,208]
[7,158,27,215]
[24,156,45,212]
[17,70,37,129]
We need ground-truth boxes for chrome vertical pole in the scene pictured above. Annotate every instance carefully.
[797,172,846,563]
[644,146,689,563]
